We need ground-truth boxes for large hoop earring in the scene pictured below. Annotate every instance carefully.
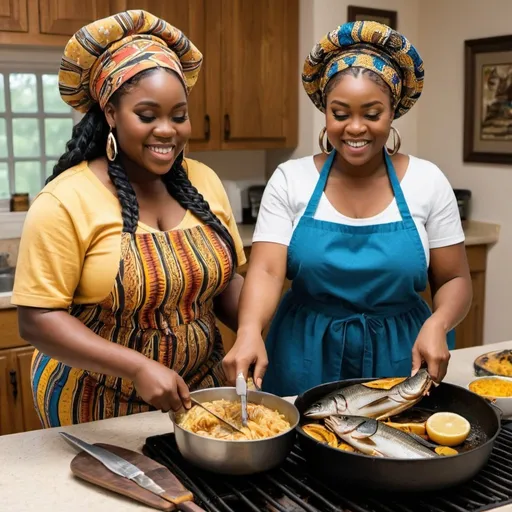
[318,126,333,154]
[386,126,401,156]
[106,128,118,162]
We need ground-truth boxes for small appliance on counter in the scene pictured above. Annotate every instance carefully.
[453,189,471,226]
[244,185,266,224]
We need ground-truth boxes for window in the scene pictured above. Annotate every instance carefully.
[0,71,75,202]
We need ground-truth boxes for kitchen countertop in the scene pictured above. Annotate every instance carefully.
[2,340,512,511]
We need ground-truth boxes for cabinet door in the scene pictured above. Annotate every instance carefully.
[220,0,298,149]
[0,351,16,435]
[38,0,115,36]
[11,346,41,432]
[0,0,28,32]
[125,0,220,150]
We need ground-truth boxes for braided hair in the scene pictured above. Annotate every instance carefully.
[48,68,238,268]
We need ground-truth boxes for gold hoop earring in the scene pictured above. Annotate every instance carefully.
[386,126,401,156]
[318,126,333,154]
[106,128,118,162]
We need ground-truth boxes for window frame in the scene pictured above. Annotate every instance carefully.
[0,48,82,213]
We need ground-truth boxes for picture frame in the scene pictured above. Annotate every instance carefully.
[464,34,512,164]
[347,6,397,30]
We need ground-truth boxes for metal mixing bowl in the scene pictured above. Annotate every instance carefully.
[169,387,299,475]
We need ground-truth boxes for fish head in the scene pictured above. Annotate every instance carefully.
[304,393,343,419]
[324,415,367,435]
[397,369,433,400]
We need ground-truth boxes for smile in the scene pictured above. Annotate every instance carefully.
[146,145,175,155]
[344,140,370,148]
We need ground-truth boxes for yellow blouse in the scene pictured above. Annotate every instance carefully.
[12,158,246,309]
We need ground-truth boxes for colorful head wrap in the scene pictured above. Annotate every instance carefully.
[302,21,424,119]
[58,10,203,113]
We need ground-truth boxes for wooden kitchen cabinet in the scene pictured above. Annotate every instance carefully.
[0,309,40,435]
[219,0,298,149]
[0,0,299,151]
[0,0,28,33]
[420,244,487,350]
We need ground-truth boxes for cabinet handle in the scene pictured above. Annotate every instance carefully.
[224,114,231,140]
[204,114,210,141]
[9,370,17,400]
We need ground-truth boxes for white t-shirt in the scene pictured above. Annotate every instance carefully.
[253,155,465,266]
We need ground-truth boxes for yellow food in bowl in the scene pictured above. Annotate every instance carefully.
[176,399,291,440]
[425,412,471,447]
[469,377,512,398]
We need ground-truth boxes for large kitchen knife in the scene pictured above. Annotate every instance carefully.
[60,432,204,511]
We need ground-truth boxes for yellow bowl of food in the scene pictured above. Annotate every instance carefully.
[169,387,300,475]
[467,376,512,418]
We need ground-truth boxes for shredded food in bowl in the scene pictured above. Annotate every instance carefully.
[469,378,512,398]
[176,399,291,440]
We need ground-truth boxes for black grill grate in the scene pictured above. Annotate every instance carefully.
[143,422,512,512]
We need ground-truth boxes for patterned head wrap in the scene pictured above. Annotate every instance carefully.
[302,21,424,119]
[58,10,203,113]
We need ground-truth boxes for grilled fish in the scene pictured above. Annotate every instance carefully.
[325,415,438,459]
[304,369,432,420]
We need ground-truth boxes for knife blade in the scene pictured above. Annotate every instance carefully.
[236,372,248,427]
[60,432,204,510]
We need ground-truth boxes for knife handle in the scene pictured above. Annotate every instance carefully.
[177,502,207,512]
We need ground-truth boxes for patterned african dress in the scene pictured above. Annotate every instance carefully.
[30,225,232,427]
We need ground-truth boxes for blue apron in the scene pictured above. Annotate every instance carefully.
[262,150,455,397]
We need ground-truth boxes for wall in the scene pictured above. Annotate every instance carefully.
[417,0,512,344]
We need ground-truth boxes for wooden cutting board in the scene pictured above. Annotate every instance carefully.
[69,443,200,511]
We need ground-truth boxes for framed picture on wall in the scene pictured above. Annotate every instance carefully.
[347,6,397,30]
[464,34,512,164]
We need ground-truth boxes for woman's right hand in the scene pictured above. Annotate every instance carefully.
[223,327,269,388]
[132,359,191,412]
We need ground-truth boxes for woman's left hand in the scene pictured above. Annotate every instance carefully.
[411,316,451,383]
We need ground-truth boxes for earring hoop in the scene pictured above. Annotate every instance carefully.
[386,126,401,156]
[318,126,333,154]
[106,128,118,161]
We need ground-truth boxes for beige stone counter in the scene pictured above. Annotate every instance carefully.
[463,220,500,246]
[2,340,512,511]
[0,291,13,309]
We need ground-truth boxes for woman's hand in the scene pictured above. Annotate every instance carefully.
[132,359,191,412]
[411,316,451,383]
[223,327,268,388]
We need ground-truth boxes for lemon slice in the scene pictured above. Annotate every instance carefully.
[426,412,471,447]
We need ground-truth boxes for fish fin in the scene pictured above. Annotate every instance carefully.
[350,430,374,439]
[407,433,437,450]
[355,395,390,408]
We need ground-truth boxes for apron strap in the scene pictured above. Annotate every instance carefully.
[384,150,415,229]
[303,150,336,218]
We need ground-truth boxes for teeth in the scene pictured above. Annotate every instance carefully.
[345,141,369,148]
[148,146,174,154]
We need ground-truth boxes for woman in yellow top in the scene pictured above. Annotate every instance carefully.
[11,10,246,427]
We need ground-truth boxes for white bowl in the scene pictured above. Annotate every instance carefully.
[467,375,512,418]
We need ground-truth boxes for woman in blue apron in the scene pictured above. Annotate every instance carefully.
[223,21,472,396]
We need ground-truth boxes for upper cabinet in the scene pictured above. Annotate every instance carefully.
[38,0,113,36]
[0,0,28,33]
[220,0,298,149]
[0,0,299,151]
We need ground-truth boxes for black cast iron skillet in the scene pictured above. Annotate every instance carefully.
[294,378,501,492]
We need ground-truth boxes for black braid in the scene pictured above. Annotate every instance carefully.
[47,103,139,233]
[162,152,238,270]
